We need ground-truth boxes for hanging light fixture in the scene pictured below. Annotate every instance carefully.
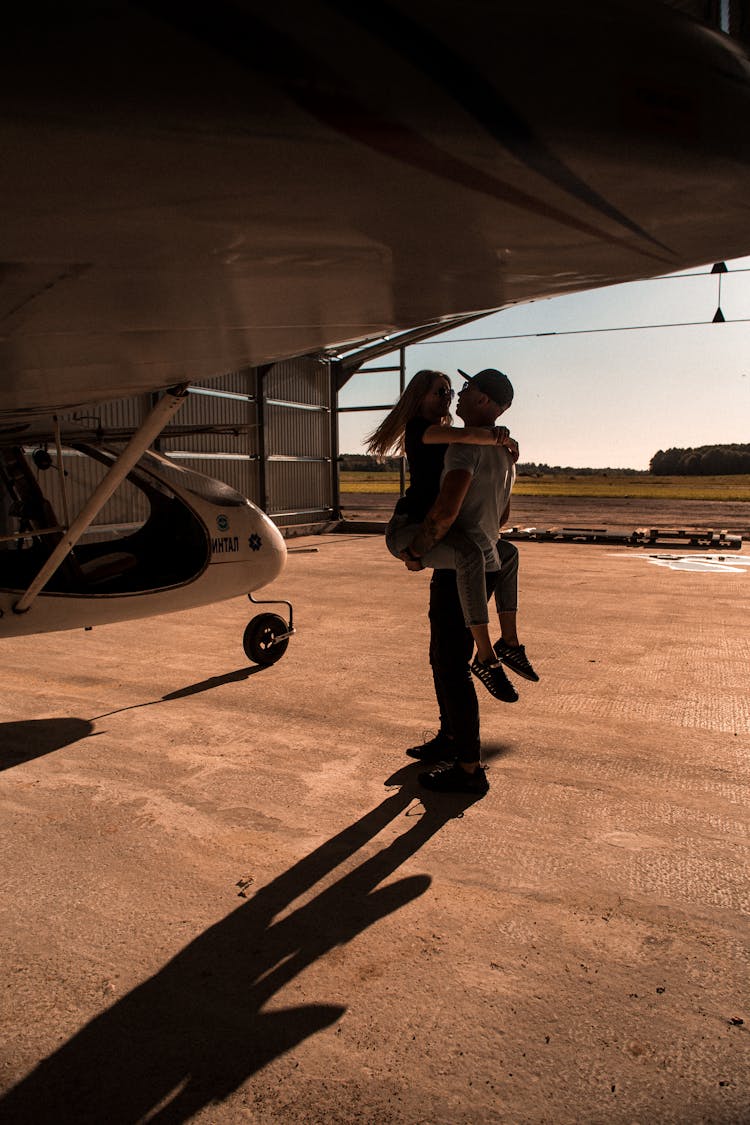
[711,261,727,322]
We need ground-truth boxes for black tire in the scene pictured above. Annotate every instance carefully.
[243,613,289,666]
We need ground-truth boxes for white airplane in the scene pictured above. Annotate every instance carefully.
[0,408,291,661]
[1,1,749,649]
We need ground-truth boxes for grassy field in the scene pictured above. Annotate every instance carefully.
[339,471,750,501]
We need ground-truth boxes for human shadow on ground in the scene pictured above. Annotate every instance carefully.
[0,768,486,1124]
[0,668,262,771]
[0,717,96,770]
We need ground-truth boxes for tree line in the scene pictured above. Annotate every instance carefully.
[339,454,641,475]
[339,453,401,471]
[649,444,750,475]
[342,448,750,476]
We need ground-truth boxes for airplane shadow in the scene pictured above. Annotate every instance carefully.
[0,667,261,771]
[0,717,96,771]
[94,665,264,719]
[0,765,490,1124]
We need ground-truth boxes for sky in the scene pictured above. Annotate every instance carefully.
[337,256,750,470]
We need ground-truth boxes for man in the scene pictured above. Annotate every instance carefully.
[399,368,518,795]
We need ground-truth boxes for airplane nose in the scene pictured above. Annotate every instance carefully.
[257,510,287,584]
[269,523,287,571]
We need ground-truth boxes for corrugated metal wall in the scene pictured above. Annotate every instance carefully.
[159,371,261,506]
[40,449,151,529]
[38,387,154,527]
[262,356,333,526]
[31,360,334,531]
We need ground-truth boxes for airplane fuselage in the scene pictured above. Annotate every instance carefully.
[0,447,287,636]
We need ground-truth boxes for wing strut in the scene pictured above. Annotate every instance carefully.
[12,385,189,615]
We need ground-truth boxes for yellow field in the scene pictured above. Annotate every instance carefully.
[339,471,750,501]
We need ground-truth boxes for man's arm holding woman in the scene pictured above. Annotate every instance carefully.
[400,469,473,570]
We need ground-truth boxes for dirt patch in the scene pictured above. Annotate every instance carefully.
[341,493,750,535]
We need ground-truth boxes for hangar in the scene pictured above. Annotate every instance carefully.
[6,0,749,541]
[34,315,480,538]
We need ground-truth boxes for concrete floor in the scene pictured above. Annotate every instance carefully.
[0,535,748,1124]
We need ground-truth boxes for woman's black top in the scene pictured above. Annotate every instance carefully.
[394,417,448,522]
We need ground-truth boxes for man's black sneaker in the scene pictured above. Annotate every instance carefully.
[470,656,519,702]
[419,762,489,795]
[494,640,540,682]
[406,731,456,762]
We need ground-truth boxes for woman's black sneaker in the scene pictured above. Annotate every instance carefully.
[494,640,540,682]
[406,731,456,762]
[419,762,489,795]
[470,656,518,702]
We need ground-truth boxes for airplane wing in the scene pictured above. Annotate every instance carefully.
[2,0,750,420]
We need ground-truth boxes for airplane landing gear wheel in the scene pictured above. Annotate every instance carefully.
[243,613,289,666]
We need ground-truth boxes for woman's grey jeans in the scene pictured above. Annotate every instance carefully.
[385,512,498,627]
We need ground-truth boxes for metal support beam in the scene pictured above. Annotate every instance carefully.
[13,385,189,614]
[398,346,406,498]
[52,415,70,529]
[332,312,493,391]
[256,366,269,513]
[0,525,63,545]
[330,360,342,518]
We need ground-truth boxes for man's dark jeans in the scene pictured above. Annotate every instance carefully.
[428,569,499,764]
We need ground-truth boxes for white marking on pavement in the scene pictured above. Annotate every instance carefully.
[609,552,750,573]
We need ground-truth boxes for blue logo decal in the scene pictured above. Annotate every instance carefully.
[248,533,262,552]
[217,514,229,532]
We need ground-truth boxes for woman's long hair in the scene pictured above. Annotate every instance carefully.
[365,369,452,457]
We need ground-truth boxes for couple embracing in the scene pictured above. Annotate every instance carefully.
[367,367,538,796]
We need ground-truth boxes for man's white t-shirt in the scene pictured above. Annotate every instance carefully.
[442,443,515,563]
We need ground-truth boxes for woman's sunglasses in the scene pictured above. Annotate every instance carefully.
[435,386,455,400]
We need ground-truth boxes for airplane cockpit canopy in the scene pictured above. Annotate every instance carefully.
[0,442,211,597]
[133,449,251,508]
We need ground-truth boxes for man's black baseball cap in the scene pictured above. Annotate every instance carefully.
[457,368,514,407]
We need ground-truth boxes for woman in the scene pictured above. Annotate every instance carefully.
[366,369,535,687]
